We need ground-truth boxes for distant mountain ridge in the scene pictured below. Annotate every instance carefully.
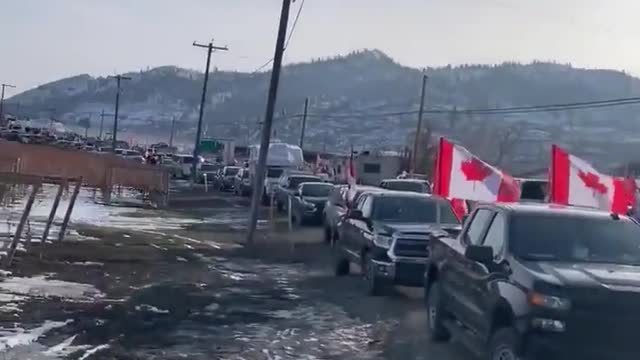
[7,49,640,172]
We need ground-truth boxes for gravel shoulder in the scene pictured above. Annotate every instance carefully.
[0,190,471,359]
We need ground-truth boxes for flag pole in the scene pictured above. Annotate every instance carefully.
[549,145,556,203]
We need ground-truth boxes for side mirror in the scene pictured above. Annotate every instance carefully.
[465,245,493,264]
[348,209,364,220]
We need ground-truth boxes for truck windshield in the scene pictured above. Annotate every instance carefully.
[302,184,333,197]
[372,197,459,224]
[267,168,284,178]
[510,214,640,265]
[224,167,240,176]
[201,164,218,171]
[289,176,321,188]
[383,181,427,193]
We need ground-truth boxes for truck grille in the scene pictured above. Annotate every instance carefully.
[391,234,430,258]
[563,290,640,354]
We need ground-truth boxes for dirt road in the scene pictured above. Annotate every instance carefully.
[0,188,471,359]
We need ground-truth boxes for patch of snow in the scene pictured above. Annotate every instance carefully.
[0,303,22,313]
[44,334,91,356]
[0,270,12,276]
[135,304,169,314]
[149,243,167,251]
[176,256,188,262]
[173,234,201,244]
[204,302,220,312]
[0,319,71,351]
[0,275,105,301]
[78,344,110,359]
[0,293,26,302]
[70,262,104,267]
[123,234,131,238]
[184,244,194,250]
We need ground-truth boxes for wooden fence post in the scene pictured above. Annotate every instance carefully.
[41,182,65,242]
[57,178,82,242]
[4,183,40,267]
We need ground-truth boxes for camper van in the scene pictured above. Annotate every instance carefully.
[248,142,304,205]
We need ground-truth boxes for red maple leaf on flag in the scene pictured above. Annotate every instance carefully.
[577,171,608,194]
[460,158,492,182]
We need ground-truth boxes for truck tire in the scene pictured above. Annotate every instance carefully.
[324,225,332,244]
[426,282,451,342]
[334,253,350,276]
[488,327,523,360]
[363,252,389,296]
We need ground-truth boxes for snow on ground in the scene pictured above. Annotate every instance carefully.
[0,275,105,301]
[135,304,170,314]
[0,320,71,352]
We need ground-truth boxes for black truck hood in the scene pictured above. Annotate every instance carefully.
[524,261,640,289]
[375,222,461,237]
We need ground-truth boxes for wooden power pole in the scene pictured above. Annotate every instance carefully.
[246,0,293,245]
[108,74,131,151]
[412,74,428,173]
[191,40,228,182]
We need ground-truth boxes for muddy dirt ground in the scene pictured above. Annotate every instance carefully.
[0,186,472,359]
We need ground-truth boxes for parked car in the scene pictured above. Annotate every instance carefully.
[334,191,460,295]
[274,173,323,212]
[425,202,640,360]
[233,168,252,196]
[119,149,144,162]
[380,178,430,193]
[218,166,241,191]
[198,163,222,184]
[289,182,335,225]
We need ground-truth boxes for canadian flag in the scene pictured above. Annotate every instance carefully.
[433,137,520,203]
[549,145,636,214]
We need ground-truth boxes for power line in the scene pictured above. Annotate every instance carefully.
[284,0,305,51]
[297,96,640,120]
[249,0,305,75]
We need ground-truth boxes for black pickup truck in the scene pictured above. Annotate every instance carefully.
[334,191,460,295]
[425,202,640,360]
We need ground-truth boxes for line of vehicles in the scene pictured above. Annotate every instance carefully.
[214,155,640,359]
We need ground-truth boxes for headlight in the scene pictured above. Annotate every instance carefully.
[373,232,393,249]
[528,292,571,311]
[304,201,316,210]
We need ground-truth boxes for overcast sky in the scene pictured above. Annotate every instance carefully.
[2,0,639,92]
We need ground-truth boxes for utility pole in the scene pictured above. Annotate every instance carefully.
[192,40,229,182]
[169,116,177,147]
[99,110,105,139]
[108,74,131,151]
[247,0,293,245]
[412,74,428,173]
[299,97,309,149]
[48,108,56,130]
[0,83,16,126]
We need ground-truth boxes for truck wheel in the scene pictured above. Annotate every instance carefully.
[324,225,332,243]
[363,252,389,296]
[488,328,522,360]
[334,254,350,276]
[426,282,451,342]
